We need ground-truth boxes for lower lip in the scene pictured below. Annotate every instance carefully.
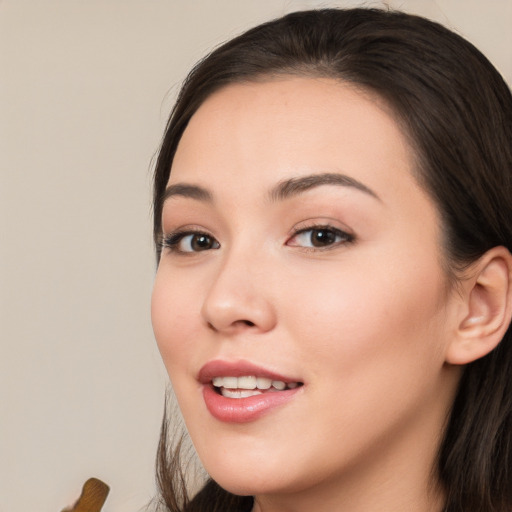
[202,385,301,423]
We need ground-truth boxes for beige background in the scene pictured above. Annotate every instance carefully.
[1,1,511,511]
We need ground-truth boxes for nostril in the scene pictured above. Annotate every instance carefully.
[206,319,255,331]
[234,319,256,328]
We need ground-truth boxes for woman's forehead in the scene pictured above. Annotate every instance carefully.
[169,77,417,203]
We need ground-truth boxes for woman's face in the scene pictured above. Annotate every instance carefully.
[152,78,461,503]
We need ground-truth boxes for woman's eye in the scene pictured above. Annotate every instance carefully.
[163,232,220,253]
[288,226,353,249]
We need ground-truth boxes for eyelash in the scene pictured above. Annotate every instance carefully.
[160,224,355,255]
[160,229,219,255]
[287,224,355,251]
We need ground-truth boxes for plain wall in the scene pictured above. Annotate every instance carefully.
[1,1,511,511]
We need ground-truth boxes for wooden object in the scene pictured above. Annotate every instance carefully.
[61,478,110,512]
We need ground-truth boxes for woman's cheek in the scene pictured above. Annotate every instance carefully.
[281,251,441,364]
[151,270,194,366]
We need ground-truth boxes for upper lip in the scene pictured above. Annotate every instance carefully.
[198,359,302,385]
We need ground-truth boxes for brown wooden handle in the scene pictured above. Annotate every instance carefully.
[62,478,110,512]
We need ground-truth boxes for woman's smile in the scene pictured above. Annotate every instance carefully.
[198,359,304,423]
[151,77,462,500]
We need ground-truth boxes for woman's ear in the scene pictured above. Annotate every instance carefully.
[446,246,512,365]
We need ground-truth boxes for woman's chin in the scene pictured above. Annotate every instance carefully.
[204,459,301,497]
[209,474,285,498]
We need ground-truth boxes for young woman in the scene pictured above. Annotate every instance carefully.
[150,8,512,512]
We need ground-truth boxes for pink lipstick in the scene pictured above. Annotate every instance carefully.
[199,360,303,423]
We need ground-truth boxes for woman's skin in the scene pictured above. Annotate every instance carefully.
[151,77,509,512]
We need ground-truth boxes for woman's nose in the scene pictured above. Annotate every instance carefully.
[201,252,277,334]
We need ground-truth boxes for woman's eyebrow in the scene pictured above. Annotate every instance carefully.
[269,173,381,202]
[163,183,213,203]
[163,173,380,204]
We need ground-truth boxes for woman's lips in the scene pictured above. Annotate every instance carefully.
[198,360,303,423]
[198,359,300,383]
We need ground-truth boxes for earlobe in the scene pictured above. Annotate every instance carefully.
[446,246,512,365]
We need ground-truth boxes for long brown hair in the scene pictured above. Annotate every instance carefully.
[152,8,512,512]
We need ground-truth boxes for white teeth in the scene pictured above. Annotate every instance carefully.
[272,380,286,390]
[212,376,223,387]
[222,376,238,388]
[238,376,257,389]
[221,388,262,398]
[212,375,298,392]
[256,377,272,389]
